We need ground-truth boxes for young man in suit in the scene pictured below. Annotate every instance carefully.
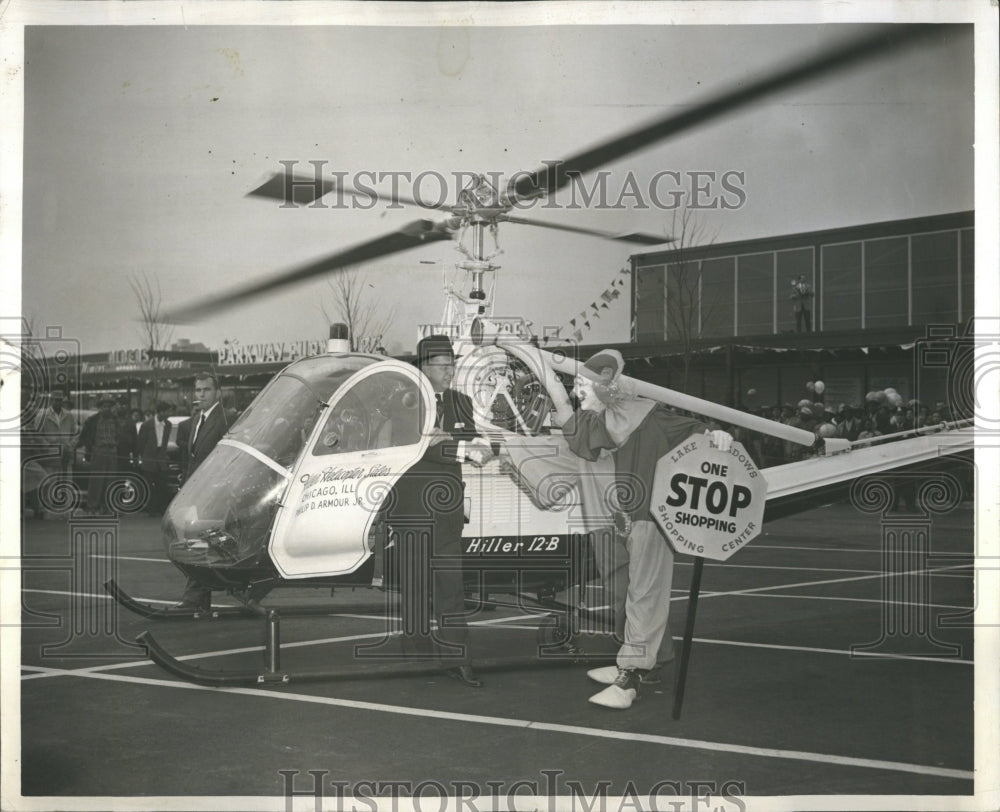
[392,335,493,687]
[137,401,174,516]
[186,374,230,477]
[173,374,233,611]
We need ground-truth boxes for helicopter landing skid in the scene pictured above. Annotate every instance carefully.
[104,579,261,620]
[105,579,405,621]
[137,608,588,687]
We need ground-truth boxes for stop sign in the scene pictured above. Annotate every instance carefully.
[650,434,767,561]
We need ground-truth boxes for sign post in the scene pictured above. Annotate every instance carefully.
[649,434,767,719]
[672,556,704,720]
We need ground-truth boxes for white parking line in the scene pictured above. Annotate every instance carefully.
[20,664,974,781]
[690,563,972,601]
[679,635,971,666]
[746,544,975,555]
[711,592,971,611]
[681,562,882,574]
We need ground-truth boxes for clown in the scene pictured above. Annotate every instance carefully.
[549,349,732,709]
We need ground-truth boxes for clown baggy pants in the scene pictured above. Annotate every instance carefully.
[616,519,675,671]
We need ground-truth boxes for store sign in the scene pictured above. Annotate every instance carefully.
[650,434,766,561]
[217,339,325,366]
[81,348,187,374]
[417,323,462,341]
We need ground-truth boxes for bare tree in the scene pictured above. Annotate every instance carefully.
[130,271,174,402]
[20,311,42,358]
[320,270,395,353]
[663,206,719,392]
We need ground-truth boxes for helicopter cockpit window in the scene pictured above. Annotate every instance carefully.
[227,356,377,468]
[313,370,422,456]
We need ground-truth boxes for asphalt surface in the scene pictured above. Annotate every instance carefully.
[13,497,978,810]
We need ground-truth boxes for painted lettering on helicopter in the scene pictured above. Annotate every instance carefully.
[463,535,568,556]
[293,462,398,516]
[301,463,393,490]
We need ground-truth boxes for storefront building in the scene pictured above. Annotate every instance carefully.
[625,210,975,412]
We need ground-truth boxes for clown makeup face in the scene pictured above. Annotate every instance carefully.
[574,375,605,412]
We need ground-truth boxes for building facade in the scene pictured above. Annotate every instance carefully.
[628,211,975,412]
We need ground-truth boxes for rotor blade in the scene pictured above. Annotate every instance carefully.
[247,172,337,205]
[248,172,448,210]
[512,25,941,200]
[163,219,456,322]
[498,214,670,245]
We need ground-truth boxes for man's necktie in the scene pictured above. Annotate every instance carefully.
[435,393,444,429]
[193,413,206,451]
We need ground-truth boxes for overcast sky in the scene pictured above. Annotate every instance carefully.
[9,7,985,356]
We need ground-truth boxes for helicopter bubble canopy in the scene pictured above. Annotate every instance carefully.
[267,359,434,578]
[163,353,386,572]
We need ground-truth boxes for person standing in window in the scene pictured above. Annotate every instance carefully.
[790,275,814,332]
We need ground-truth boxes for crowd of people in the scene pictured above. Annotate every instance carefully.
[24,386,212,518]
[729,388,961,470]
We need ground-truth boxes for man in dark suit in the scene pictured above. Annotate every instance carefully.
[173,373,233,610]
[137,401,174,516]
[392,335,493,687]
[186,374,231,477]
[174,404,199,472]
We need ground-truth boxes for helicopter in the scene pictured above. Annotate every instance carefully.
[106,24,975,686]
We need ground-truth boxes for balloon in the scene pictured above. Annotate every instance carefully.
[806,381,815,392]
[813,380,825,395]
[888,392,903,408]
[746,388,757,397]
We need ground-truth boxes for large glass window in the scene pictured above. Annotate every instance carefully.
[738,366,778,412]
[960,228,974,321]
[821,242,862,330]
[635,265,664,341]
[819,367,865,410]
[737,253,774,335]
[869,365,911,401]
[700,256,735,338]
[776,248,814,333]
[666,261,701,342]
[864,236,909,328]
[779,363,816,407]
[701,368,730,406]
[911,231,959,324]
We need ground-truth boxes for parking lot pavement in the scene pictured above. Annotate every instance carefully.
[13,501,977,803]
